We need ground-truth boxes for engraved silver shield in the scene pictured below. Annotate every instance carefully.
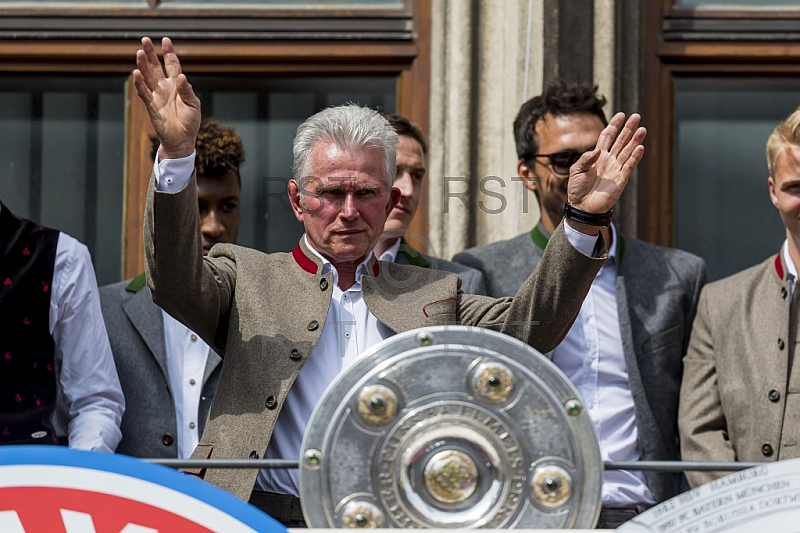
[299,326,602,528]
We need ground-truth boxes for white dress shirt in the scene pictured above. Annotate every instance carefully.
[552,222,655,507]
[783,240,797,295]
[45,228,125,452]
[162,310,210,459]
[155,152,599,496]
[257,238,395,494]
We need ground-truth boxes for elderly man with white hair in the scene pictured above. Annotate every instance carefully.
[133,36,646,525]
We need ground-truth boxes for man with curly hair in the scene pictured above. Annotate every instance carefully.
[454,79,707,527]
[100,117,244,459]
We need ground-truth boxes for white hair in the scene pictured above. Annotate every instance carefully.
[293,103,397,192]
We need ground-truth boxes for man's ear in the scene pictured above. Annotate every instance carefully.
[288,179,304,222]
[517,158,538,192]
[386,186,401,216]
[768,176,780,209]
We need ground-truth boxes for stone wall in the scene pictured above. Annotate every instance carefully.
[427,0,641,258]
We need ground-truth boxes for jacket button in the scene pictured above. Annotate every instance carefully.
[307,320,319,331]
[782,287,788,299]
[769,389,781,402]
[161,433,174,446]
[250,450,259,459]
[778,338,785,350]
[290,349,302,360]
[762,443,774,457]
[319,278,329,291]
[265,395,278,409]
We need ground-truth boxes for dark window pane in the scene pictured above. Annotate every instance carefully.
[673,77,800,281]
[674,0,798,5]
[0,74,395,285]
[160,0,399,4]
[0,0,143,2]
[0,76,126,286]
[191,75,396,255]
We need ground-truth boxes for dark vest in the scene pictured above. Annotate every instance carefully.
[0,203,60,445]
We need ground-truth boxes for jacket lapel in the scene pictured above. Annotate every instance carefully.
[616,236,668,471]
[202,348,222,384]
[771,251,791,386]
[616,235,651,410]
[616,263,654,415]
[397,238,431,268]
[121,287,169,380]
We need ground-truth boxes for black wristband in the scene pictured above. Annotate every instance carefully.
[563,202,613,227]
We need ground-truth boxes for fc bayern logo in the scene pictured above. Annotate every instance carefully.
[0,446,285,533]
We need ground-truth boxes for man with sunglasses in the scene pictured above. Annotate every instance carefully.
[454,79,707,527]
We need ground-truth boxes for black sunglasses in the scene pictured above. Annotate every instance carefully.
[531,147,594,176]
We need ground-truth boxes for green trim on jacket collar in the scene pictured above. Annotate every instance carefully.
[398,237,431,268]
[125,272,147,293]
[530,224,549,251]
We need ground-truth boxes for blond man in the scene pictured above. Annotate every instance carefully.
[679,105,800,486]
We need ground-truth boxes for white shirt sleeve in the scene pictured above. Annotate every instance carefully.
[563,222,600,257]
[50,232,125,453]
[154,151,196,193]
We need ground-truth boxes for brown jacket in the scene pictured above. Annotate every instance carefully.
[144,174,605,500]
[679,251,800,487]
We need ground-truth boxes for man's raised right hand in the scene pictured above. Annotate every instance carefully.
[133,37,201,161]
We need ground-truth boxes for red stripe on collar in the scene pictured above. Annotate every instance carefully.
[294,243,379,277]
[293,244,319,274]
[776,253,785,281]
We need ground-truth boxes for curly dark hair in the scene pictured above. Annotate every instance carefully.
[377,109,427,155]
[513,79,608,161]
[150,118,245,184]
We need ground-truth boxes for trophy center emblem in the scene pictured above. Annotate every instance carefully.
[423,450,479,504]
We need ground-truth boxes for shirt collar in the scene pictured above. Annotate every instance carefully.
[783,240,797,288]
[379,237,403,263]
[303,235,374,286]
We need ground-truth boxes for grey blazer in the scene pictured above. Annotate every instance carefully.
[454,223,707,503]
[100,276,222,458]
[393,238,487,295]
[144,174,605,500]
[679,252,800,488]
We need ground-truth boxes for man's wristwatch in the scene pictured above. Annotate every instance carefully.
[563,202,613,227]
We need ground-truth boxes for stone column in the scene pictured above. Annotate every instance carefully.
[428,0,476,260]
[611,0,642,237]
[429,0,544,259]
[428,0,640,257]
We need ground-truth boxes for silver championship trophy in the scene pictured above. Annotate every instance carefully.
[299,326,604,528]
